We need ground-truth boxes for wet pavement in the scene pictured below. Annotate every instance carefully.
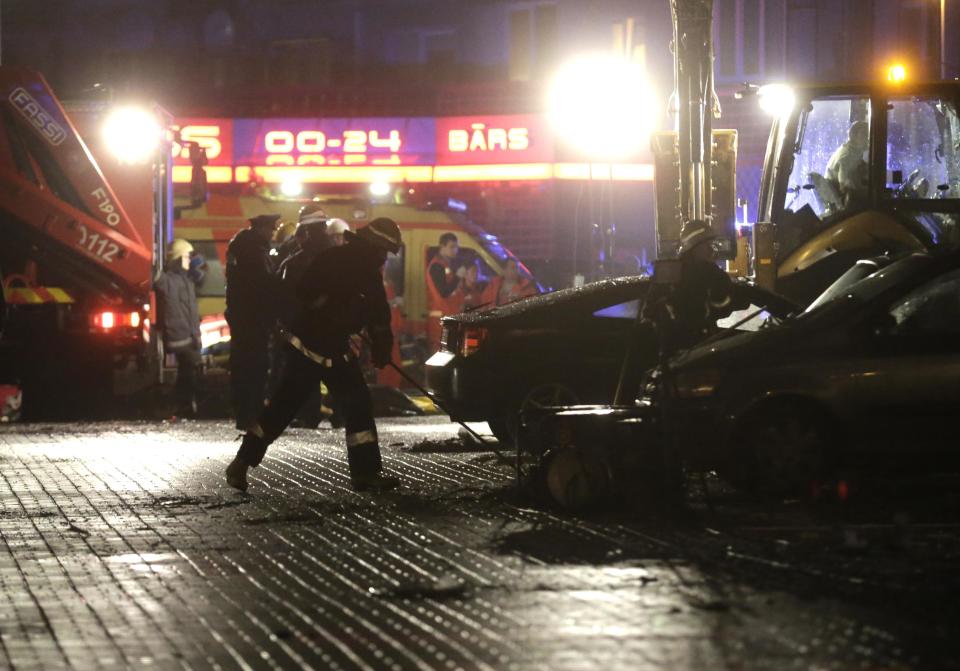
[0,417,958,670]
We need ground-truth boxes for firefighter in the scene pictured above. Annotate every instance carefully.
[325,218,350,247]
[155,239,202,416]
[226,214,283,430]
[644,221,744,355]
[426,232,463,351]
[483,257,537,306]
[225,218,403,493]
[274,204,326,269]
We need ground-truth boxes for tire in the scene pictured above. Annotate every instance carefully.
[727,404,835,498]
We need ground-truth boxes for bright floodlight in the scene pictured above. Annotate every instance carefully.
[280,178,303,197]
[547,53,658,160]
[102,106,161,164]
[757,83,796,118]
[369,181,391,197]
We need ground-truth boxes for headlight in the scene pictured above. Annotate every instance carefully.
[672,369,723,399]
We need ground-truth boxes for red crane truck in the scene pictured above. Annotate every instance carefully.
[0,66,172,419]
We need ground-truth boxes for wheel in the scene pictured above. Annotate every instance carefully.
[727,404,835,498]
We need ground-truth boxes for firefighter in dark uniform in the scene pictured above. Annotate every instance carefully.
[225,218,403,493]
[225,214,283,430]
[270,215,334,425]
[644,220,744,355]
[274,203,327,271]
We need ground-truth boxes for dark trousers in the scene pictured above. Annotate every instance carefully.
[169,343,201,409]
[229,326,270,430]
[237,345,382,477]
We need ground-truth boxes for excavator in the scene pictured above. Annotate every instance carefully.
[650,8,959,304]
[0,66,173,418]
[530,0,960,508]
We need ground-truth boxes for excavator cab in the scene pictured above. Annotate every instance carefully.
[756,82,960,304]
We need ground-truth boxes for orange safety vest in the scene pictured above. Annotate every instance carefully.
[426,256,463,317]
[484,276,537,306]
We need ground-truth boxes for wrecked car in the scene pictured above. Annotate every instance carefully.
[664,249,960,496]
[425,275,797,442]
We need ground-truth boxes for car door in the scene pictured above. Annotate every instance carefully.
[849,268,960,462]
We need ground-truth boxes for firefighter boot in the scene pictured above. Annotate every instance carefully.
[225,456,249,492]
[351,471,400,492]
[226,431,267,492]
[347,436,399,491]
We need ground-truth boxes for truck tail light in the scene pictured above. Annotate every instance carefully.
[91,311,141,331]
[97,311,116,329]
[460,327,487,357]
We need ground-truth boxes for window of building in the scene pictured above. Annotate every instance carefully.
[715,0,763,81]
[509,3,557,82]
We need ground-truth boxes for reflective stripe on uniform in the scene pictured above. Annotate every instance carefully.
[428,310,443,317]
[346,429,377,447]
[282,330,350,368]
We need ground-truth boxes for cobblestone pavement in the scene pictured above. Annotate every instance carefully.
[1,418,958,670]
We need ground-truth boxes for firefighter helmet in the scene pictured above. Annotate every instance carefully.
[249,213,282,229]
[166,238,194,263]
[352,217,401,254]
[676,220,717,256]
[326,218,350,236]
[298,203,327,225]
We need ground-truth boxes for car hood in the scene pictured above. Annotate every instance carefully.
[446,275,650,325]
[446,275,798,326]
[671,300,849,371]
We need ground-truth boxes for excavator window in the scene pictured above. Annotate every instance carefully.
[885,96,960,201]
[783,96,872,221]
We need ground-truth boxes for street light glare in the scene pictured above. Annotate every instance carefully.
[280,178,303,197]
[757,83,796,118]
[547,53,658,160]
[369,180,391,197]
[102,106,161,164]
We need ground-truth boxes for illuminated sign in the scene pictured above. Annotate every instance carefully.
[234,118,435,167]
[171,115,653,183]
[172,118,233,165]
[436,114,551,165]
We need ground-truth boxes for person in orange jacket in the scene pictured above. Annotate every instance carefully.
[460,259,488,310]
[425,232,463,351]
[483,257,538,306]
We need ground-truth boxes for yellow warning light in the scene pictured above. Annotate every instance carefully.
[887,63,907,84]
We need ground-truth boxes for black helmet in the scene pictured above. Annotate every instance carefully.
[298,203,326,225]
[676,220,717,257]
[351,217,402,254]
[249,213,281,229]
